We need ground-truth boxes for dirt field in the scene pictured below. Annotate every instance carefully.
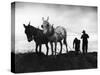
[11,51,97,73]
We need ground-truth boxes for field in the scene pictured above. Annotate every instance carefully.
[11,51,97,73]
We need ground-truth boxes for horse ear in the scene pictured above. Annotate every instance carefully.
[42,17,44,21]
[52,24,54,27]
[47,16,49,21]
[52,24,54,29]
[28,22,30,26]
[23,24,26,28]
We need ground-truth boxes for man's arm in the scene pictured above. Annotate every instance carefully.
[87,34,89,38]
[81,35,83,39]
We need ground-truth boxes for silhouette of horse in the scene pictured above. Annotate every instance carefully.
[23,22,49,55]
[41,17,68,55]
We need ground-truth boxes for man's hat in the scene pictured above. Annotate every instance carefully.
[82,30,85,33]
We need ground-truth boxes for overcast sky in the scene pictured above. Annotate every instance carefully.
[15,2,97,35]
[13,2,98,53]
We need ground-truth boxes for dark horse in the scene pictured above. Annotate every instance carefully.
[23,22,49,55]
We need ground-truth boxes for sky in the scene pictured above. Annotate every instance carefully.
[12,2,98,54]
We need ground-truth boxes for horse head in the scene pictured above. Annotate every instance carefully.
[41,17,54,36]
[41,16,49,28]
[23,22,35,42]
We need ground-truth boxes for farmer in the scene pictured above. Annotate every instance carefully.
[81,30,89,53]
[73,37,80,54]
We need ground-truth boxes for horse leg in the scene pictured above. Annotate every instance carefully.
[59,41,62,54]
[55,42,57,55]
[46,43,49,55]
[50,42,53,55]
[63,38,68,53]
[36,43,38,53]
[65,42,68,53]
[39,44,42,53]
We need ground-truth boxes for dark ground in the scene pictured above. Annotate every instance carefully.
[11,51,97,73]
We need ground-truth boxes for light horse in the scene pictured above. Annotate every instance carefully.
[41,17,68,55]
[23,22,49,55]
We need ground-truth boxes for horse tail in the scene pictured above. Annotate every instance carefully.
[63,29,67,44]
[63,38,66,44]
[63,29,68,52]
[63,36,67,44]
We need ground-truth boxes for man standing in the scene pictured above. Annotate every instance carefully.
[81,30,89,53]
[73,37,80,54]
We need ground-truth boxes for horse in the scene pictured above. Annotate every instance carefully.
[41,17,68,55]
[23,22,49,55]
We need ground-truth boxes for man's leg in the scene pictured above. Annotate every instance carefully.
[86,43,88,53]
[82,43,85,54]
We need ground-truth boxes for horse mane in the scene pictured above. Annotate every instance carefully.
[44,24,54,37]
[30,25,43,34]
[30,25,48,42]
[49,25,55,36]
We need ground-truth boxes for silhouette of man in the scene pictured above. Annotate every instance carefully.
[73,37,80,54]
[81,30,89,53]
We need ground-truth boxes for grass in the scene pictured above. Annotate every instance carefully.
[11,51,97,73]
